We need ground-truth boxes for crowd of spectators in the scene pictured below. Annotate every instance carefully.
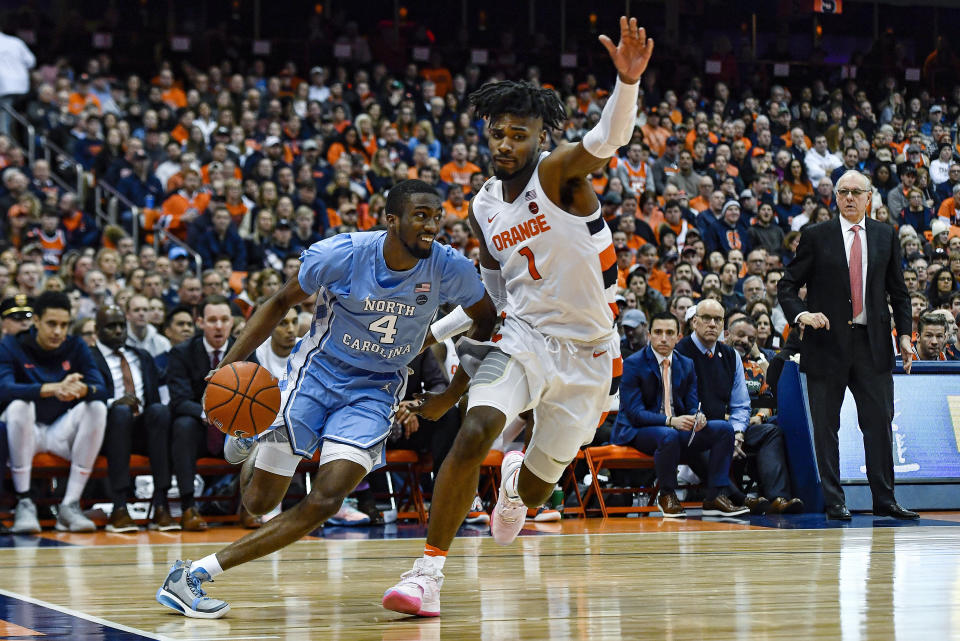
[0,21,959,530]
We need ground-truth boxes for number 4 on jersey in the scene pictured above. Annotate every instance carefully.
[368,314,399,344]
[518,246,542,280]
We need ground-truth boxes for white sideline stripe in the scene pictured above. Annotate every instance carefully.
[0,586,171,640]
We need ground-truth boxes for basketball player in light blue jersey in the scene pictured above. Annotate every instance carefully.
[156,180,496,618]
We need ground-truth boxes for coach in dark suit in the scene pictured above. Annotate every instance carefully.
[168,295,259,531]
[778,169,917,520]
[93,305,175,532]
[611,312,747,518]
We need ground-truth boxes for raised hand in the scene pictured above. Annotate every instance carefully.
[598,16,655,85]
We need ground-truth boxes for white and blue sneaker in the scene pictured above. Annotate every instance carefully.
[156,560,230,619]
[223,436,256,465]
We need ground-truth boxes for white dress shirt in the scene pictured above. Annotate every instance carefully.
[96,340,145,406]
[652,349,674,416]
[839,215,869,325]
[203,337,227,369]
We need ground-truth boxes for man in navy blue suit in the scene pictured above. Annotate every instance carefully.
[612,312,749,518]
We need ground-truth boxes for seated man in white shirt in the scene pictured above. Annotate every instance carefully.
[125,294,172,357]
[93,304,176,533]
[253,306,300,380]
[804,135,842,185]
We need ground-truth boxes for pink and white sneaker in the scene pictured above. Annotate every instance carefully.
[382,558,444,617]
[490,451,527,545]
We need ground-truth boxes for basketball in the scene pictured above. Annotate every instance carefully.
[204,361,281,439]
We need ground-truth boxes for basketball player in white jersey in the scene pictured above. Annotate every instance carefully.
[383,16,653,617]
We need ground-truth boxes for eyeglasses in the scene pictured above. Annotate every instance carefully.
[836,188,870,197]
[696,314,724,325]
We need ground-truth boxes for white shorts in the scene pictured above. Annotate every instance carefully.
[253,427,385,478]
[467,318,620,483]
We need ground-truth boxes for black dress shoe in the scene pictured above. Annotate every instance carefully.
[874,504,920,520]
[825,504,852,520]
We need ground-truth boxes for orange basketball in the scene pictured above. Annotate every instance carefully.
[204,361,281,439]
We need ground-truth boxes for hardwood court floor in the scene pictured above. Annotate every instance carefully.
[0,515,958,640]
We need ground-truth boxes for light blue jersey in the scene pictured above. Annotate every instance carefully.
[274,231,485,458]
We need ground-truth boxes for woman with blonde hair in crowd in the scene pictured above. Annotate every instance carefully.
[95,247,122,296]
[257,181,279,213]
[366,148,394,194]
[354,113,379,160]
[408,120,440,159]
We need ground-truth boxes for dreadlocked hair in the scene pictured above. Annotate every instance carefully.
[469,81,566,130]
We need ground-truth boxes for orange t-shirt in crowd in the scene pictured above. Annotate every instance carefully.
[170,124,189,145]
[626,234,646,251]
[421,68,453,97]
[591,175,608,195]
[68,92,101,115]
[648,268,672,296]
[641,124,670,157]
[162,87,187,109]
[443,199,469,219]
[225,201,248,227]
[158,190,212,240]
[440,161,481,194]
[166,172,185,193]
[689,196,710,212]
[785,180,814,205]
[326,208,342,227]
[685,130,719,153]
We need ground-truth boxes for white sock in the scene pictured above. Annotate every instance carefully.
[190,554,224,579]
[421,554,446,572]
[62,465,91,505]
[502,451,524,499]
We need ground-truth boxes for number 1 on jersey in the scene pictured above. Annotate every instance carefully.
[518,246,542,280]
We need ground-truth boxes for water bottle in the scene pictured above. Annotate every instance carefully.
[145,194,154,210]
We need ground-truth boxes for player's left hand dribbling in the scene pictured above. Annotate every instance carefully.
[410,392,453,422]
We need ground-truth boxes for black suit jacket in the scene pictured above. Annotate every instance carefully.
[778,217,911,376]
[91,344,163,407]
[167,335,257,420]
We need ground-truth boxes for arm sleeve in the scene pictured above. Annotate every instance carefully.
[582,78,640,159]
[297,233,355,295]
[728,352,751,432]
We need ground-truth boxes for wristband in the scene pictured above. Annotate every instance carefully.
[429,306,473,343]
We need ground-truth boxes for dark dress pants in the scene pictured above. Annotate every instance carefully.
[806,327,896,509]
[741,421,792,499]
[172,415,220,504]
[101,403,172,505]
[630,420,735,491]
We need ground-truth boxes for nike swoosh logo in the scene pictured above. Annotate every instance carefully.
[487,213,500,223]
[592,351,607,358]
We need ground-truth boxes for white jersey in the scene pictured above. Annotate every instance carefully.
[255,337,290,382]
[472,153,618,343]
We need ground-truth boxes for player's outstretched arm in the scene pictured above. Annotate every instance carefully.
[217,270,311,371]
[540,16,653,185]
